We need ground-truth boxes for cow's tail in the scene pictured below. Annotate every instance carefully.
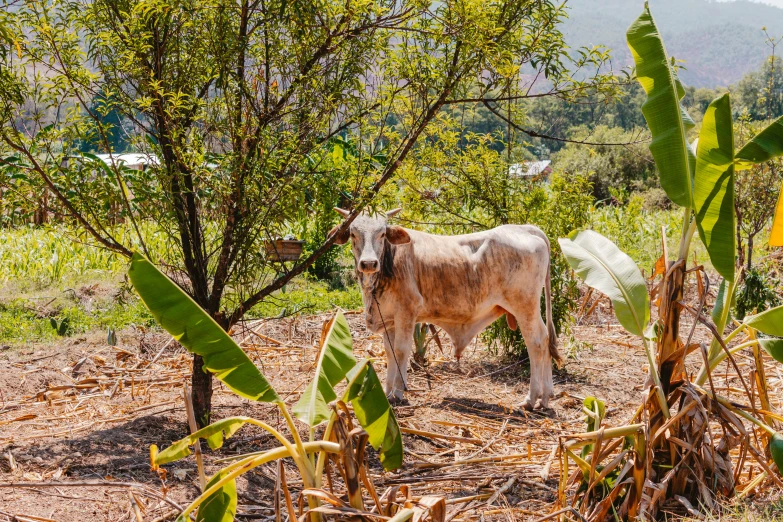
[545,243,564,367]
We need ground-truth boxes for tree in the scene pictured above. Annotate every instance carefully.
[0,0,616,425]
[552,125,656,200]
[734,118,783,272]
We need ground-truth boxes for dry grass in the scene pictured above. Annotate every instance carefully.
[0,308,781,521]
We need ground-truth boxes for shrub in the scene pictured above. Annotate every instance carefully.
[640,187,672,211]
[735,267,781,320]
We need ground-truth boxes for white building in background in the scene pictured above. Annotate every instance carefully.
[94,153,159,171]
[508,160,552,182]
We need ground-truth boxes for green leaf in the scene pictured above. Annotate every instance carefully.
[759,339,783,364]
[694,94,736,282]
[744,305,783,337]
[627,3,694,208]
[581,396,606,458]
[711,279,731,327]
[344,360,403,471]
[769,433,783,476]
[735,116,783,170]
[128,253,279,403]
[293,312,357,426]
[155,417,251,466]
[196,471,237,522]
[559,230,650,337]
[583,397,605,433]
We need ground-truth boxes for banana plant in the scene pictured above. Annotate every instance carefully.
[128,253,403,522]
[557,3,783,519]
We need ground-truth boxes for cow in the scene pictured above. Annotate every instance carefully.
[330,207,563,410]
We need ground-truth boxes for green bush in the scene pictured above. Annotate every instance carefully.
[735,267,781,320]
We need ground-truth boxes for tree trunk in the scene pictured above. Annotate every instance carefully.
[746,234,754,271]
[191,354,213,428]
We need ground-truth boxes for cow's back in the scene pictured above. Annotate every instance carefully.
[403,225,549,323]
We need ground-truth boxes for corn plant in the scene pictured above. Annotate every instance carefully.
[128,254,403,522]
[557,3,783,519]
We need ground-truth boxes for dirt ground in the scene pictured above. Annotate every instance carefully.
[0,301,781,521]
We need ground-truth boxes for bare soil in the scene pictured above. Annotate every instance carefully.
[0,302,781,521]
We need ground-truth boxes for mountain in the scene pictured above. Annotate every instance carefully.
[561,0,783,87]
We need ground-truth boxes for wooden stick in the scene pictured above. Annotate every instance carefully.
[400,426,482,445]
[279,460,297,522]
[183,383,206,492]
[129,491,145,522]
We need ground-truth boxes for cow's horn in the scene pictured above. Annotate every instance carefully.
[386,208,402,218]
[333,207,351,218]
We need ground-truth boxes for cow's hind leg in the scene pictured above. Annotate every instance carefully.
[513,307,553,409]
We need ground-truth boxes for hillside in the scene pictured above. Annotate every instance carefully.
[562,0,783,87]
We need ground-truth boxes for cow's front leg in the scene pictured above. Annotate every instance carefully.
[387,318,415,403]
[380,328,399,399]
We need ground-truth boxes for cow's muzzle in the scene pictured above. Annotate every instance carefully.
[359,259,379,273]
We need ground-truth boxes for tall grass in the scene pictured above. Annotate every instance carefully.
[0,223,362,344]
[590,195,708,275]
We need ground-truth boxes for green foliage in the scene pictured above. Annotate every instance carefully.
[0,297,154,345]
[197,471,237,522]
[735,56,783,120]
[552,126,656,200]
[563,0,783,88]
[49,317,71,337]
[589,196,687,272]
[735,268,781,320]
[136,253,404,520]
[157,418,251,465]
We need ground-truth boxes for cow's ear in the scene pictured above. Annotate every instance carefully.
[386,226,410,245]
[329,225,350,245]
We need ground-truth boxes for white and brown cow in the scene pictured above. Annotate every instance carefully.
[330,208,563,409]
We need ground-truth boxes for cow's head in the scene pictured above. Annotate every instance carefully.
[330,207,410,282]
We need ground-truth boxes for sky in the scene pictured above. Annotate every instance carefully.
[720,0,783,8]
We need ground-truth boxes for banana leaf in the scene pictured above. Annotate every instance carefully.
[293,312,357,426]
[694,94,735,282]
[770,433,783,477]
[344,360,403,471]
[760,338,783,364]
[744,305,783,337]
[195,471,236,522]
[154,417,251,466]
[128,253,279,403]
[559,230,650,337]
[735,115,783,169]
[627,3,694,208]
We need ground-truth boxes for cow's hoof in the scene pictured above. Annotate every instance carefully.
[520,398,535,411]
[388,396,410,406]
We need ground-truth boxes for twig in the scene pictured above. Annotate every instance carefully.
[183,383,206,491]
[129,491,145,522]
[464,419,508,460]
[533,507,588,522]
[486,476,515,507]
